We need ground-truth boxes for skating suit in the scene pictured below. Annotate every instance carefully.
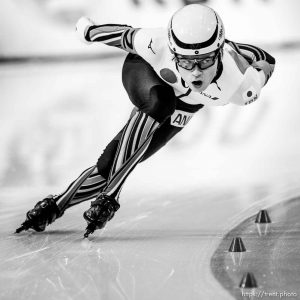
[55,23,275,208]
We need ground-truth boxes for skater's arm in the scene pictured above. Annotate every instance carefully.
[76,17,140,54]
[76,17,164,63]
[226,39,276,86]
[226,40,275,106]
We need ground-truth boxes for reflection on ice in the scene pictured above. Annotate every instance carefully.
[256,223,270,236]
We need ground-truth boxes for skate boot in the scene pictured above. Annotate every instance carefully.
[15,195,62,233]
[83,193,120,238]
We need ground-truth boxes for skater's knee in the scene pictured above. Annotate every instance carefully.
[147,86,176,123]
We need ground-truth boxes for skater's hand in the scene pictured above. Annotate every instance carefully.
[76,16,95,44]
[252,60,274,85]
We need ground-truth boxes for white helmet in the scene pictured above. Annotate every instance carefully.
[168,4,225,56]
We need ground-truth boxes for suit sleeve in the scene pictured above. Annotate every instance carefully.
[76,17,140,54]
[226,39,275,86]
[85,24,140,54]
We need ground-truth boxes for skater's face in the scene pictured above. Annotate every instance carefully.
[176,51,219,92]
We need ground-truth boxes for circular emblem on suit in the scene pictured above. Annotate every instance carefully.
[160,68,178,84]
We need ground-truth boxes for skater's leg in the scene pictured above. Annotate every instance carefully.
[103,53,206,196]
[60,54,175,210]
[102,54,179,198]
[15,131,122,233]
[58,108,143,209]
[53,128,127,211]
[103,110,160,198]
[15,166,106,233]
[55,166,106,211]
[83,55,180,235]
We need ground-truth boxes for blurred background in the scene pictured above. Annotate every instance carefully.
[1,0,300,201]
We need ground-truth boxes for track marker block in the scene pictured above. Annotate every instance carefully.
[239,272,258,288]
[228,237,246,252]
[255,209,271,223]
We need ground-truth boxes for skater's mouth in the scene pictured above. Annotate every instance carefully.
[191,80,203,88]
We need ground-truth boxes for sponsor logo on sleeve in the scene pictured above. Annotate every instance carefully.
[148,38,156,54]
[218,25,224,40]
[170,110,194,127]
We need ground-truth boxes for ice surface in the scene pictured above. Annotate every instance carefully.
[1,50,300,298]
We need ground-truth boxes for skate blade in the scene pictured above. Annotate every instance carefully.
[15,224,28,233]
[15,219,33,233]
[83,224,96,238]
[83,229,94,238]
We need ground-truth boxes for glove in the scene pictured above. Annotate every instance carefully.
[252,60,274,85]
[75,16,95,44]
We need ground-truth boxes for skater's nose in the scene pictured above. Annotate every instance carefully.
[192,65,204,76]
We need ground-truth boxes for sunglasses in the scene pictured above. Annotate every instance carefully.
[175,50,220,71]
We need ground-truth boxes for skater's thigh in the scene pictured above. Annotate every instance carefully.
[122,53,176,122]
